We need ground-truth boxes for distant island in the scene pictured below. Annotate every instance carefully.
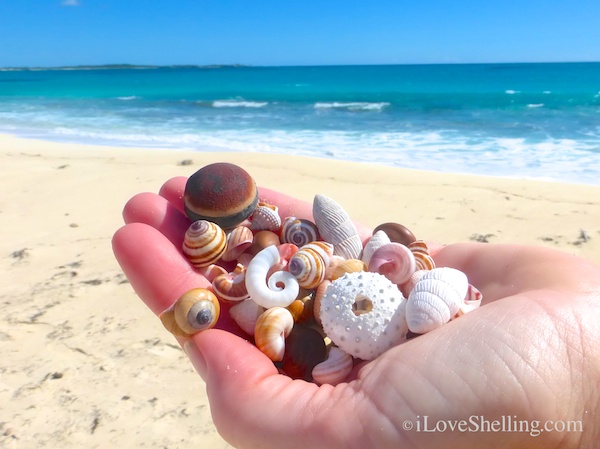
[0,63,249,71]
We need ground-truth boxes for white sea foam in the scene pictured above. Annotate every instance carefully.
[314,102,390,112]
[116,96,139,100]
[505,90,520,95]
[212,100,268,108]
[527,103,544,108]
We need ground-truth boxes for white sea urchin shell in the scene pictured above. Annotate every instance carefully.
[319,271,408,360]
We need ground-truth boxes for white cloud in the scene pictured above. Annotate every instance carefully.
[61,0,80,6]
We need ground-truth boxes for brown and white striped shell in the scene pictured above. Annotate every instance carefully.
[288,241,334,289]
[212,263,250,302]
[182,220,227,268]
[254,307,294,362]
[221,225,253,262]
[408,240,435,271]
[312,194,362,260]
[280,216,320,247]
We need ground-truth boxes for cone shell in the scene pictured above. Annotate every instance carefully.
[172,288,220,335]
[312,347,354,386]
[406,267,469,334]
[362,230,391,268]
[222,225,253,262]
[250,202,282,232]
[229,298,265,336]
[254,307,294,362]
[288,241,334,289]
[368,242,416,285]
[182,220,227,268]
[184,163,259,229]
[312,194,362,260]
[280,217,320,247]
[212,263,250,302]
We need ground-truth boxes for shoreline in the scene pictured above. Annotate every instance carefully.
[1,132,599,448]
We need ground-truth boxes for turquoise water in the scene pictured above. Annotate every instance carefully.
[1,63,599,184]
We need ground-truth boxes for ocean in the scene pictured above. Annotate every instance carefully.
[1,63,599,184]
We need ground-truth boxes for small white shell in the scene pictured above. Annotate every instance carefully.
[320,271,408,360]
[362,230,391,268]
[313,194,362,260]
[311,347,353,386]
[368,242,416,285]
[406,267,469,334]
[455,284,483,318]
[254,307,294,362]
[250,203,282,232]
[245,245,300,308]
[229,298,265,336]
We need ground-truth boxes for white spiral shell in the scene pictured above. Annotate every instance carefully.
[245,245,300,308]
[406,267,469,334]
[288,241,333,289]
[312,194,362,260]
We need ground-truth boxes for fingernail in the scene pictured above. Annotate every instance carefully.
[183,340,207,380]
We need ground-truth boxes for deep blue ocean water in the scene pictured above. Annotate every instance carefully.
[1,63,599,184]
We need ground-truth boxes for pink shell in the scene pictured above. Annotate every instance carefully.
[311,347,353,386]
[455,284,483,318]
[368,242,416,285]
[222,226,253,262]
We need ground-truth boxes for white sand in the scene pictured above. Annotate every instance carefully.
[1,133,598,448]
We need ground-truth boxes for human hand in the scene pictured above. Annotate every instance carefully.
[112,176,600,449]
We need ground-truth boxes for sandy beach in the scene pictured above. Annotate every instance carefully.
[1,132,599,448]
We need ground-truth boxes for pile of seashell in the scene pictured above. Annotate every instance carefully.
[160,162,483,385]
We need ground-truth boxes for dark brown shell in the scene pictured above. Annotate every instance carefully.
[184,163,259,229]
[373,222,417,247]
[282,325,327,381]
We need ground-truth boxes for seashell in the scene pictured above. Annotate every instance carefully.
[200,264,228,282]
[246,245,300,308]
[406,267,469,334]
[182,220,227,268]
[212,263,250,302]
[229,298,265,336]
[286,299,306,322]
[280,217,320,247]
[247,230,281,256]
[329,258,366,281]
[184,162,259,229]
[408,240,435,271]
[362,230,391,268]
[455,284,483,318]
[373,223,417,247]
[166,288,220,336]
[399,269,429,298]
[221,226,253,262]
[312,194,362,260]
[368,242,416,285]
[159,306,193,339]
[250,202,282,232]
[312,347,354,386]
[312,280,331,326]
[320,271,409,361]
[282,324,327,381]
[254,307,294,362]
[288,241,334,289]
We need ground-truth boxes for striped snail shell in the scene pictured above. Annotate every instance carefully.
[182,220,227,268]
[221,225,253,262]
[280,216,320,247]
[212,263,250,302]
[254,307,294,362]
[288,241,334,289]
[171,288,220,335]
[408,240,435,271]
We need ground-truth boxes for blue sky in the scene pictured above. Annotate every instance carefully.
[1,0,599,67]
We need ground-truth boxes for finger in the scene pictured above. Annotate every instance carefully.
[112,223,208,314]
[158,176,187,215]
[123,192,190,246]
